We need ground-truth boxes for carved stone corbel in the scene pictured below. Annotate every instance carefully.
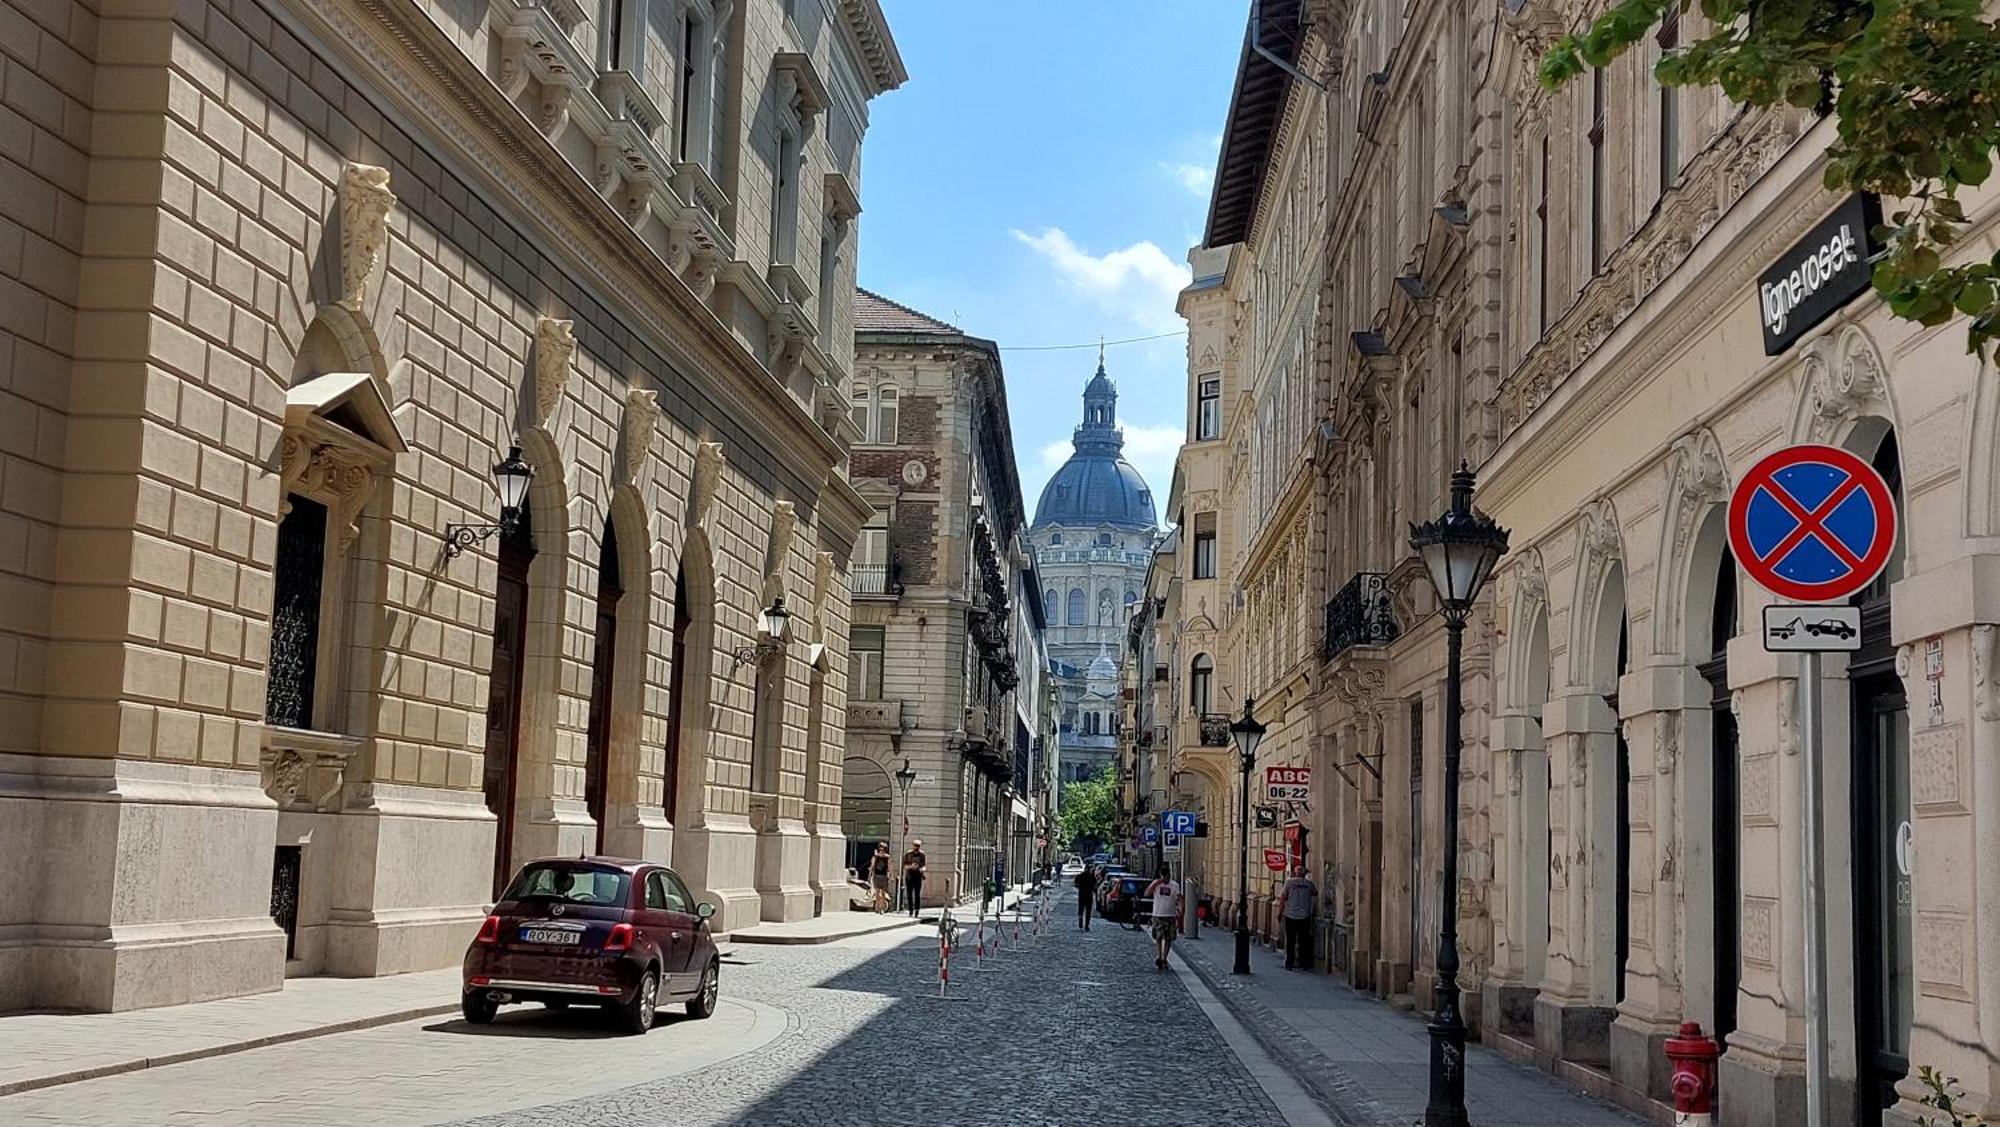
[619,389,660,487]
[768,500,798,577]
[532,316,575,429]
[280,434,378,548]
[338,163,395,310]
[592,144,619,194]
[539,83,572,135]
[1974,624,1998,723]
[690,441,724,530]
[684,248,723,300]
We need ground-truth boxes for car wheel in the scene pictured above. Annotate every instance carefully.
[617,969,658,1035]
[461,989,498,1025]
[686,959,719,1019]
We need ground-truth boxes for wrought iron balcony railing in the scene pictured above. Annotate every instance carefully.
[1199,713,1233,747]
[1323,571,1399,660]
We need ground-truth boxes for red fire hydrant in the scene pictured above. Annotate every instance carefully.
[1664,1021,1722,1125]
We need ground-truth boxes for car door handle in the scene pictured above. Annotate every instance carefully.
[672,932,682,941]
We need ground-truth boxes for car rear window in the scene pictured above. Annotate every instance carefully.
[503,864,631,906]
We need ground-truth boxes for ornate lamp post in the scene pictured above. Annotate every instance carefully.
[1228,698,1267,975]
[893,757,917,910]
[443,446,534,557]
[1407,464,1510,1127]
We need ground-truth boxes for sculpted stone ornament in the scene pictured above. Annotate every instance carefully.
[1582,498,1623,563]
[619,389,660,487]
[768,501,798,579]
[280,434,377,548]
[539,83,572,135]
[532,316,575,429]
[1805,327,1889,443]
[812,550,834,631]
[690,441,724,529]
[338,163,395,310]
[1974,624,1998,723]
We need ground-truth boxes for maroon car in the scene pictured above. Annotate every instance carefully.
[462,857,720,1034]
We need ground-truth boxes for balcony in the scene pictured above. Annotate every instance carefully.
[1323,572,1399,660]
[963,704,990,744]
[852,562,892,596]
[849,699,902,733]
[1198,714,1232,748]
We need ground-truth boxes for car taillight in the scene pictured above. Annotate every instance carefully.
[474,915,501,945]
[603,923,634,952]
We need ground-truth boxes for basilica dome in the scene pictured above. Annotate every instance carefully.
[1031,359,1158,530]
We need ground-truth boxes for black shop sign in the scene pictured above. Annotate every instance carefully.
[1757,194,1881,356]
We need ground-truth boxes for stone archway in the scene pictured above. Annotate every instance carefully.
[840,756,893,878]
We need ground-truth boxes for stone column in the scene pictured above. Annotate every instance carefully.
[1484,708,1546,1037]
[1536,690,1618,1066]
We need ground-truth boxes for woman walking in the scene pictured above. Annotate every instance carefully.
[869,843,892,913]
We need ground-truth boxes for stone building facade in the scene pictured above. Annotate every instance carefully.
[1169,0,2000,1123]
[844,291,1045,906]
[0,0,902,1011]
[1028,365,1158,785]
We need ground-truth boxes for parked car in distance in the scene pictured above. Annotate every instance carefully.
[462,857,720,1034]
[1098,873,1152,923]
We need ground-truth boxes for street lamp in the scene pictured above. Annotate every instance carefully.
[893,758,917,911]
[444,446,534,558]
[1228,697,1267,976]
[730,598,793,667]
[1407,463,1510,1127]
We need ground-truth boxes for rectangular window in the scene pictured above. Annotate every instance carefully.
[266,495,328,729]
[1658,8,1680,196]
[1192,512,1217,580]
[677,10,701,161]
[852,625,885,700]
[1589,68,1606,276]
[1536,135,1551,333]
[771,131,800,266]
[752,659,781,794]
[850,386,871,440]
[817,214,841,337]
[876,386,898,444]
[855,517,888,595]
[1196,377,1220,440]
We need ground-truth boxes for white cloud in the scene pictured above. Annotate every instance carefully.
[1161,160,1213,197]
[1008,227,1192,332]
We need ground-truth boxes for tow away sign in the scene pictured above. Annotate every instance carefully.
[1763,604,1862,653]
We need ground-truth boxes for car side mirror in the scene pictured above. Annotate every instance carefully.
[696,901,716,921]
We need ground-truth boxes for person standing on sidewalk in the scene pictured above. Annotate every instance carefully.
[869,843,892,913]
[1074,864,1099,930]
[1280,863,1318,970]
[1145,869,1182,970]
[902,839,927,917]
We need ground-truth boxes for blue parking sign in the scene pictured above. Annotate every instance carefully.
[1141,826,1158,846]
[1164,810,1195,836]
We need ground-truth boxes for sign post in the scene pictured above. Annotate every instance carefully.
[1729,443,1896,1127]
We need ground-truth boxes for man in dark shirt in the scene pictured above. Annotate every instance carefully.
[902,840,927,917]
[1074,864,1099,930]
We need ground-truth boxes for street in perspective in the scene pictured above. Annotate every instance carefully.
[2,0,1998,1123]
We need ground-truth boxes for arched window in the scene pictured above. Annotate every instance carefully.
[1050,533,1064,545]
[1044,588,1059,622]
[1190,654,1214,715]
[1067,588,1085,625]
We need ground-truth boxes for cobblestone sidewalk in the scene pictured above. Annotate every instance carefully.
[1175,933,1641,1126]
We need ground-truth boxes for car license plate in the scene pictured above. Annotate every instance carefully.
[521,926,581,945]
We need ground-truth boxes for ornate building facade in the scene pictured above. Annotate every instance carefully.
[1165,0,2000,1123]
[843,291,1046,906]
[0,0,902,1011]
[1029,365,1158,784]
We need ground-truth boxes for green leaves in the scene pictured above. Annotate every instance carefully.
[1540,0,2000,356]
[1057,764,1120,849]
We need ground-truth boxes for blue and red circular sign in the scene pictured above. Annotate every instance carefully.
[1727,444,1897,603]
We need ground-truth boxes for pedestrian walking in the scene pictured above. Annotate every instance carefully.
[1145,869,1182,970]
[1280,863,1318,970]
[869,843,892,913]
[902,839,927,917]
[1074,864,1098,930]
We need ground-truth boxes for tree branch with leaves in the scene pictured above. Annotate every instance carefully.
[1539,0,2000,351]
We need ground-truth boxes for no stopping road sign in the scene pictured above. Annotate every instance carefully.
[1727,444,1896,604]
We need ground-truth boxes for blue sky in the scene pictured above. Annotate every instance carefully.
[856,1,1246,521]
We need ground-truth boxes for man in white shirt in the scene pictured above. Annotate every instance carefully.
[1145,869,1182,970]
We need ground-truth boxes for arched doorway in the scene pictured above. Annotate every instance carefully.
[665,567,690,823]
[668,538,716,832]
[1694,531,1741,1044]
[583,517,622,854]
[841,756,892,875]
[1849,429,1909,1125]
[483,497,535,896]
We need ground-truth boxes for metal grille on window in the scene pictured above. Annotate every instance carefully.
[271,845,302,960]
[265,496,328,729]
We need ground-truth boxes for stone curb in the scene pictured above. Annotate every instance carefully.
[1174,941,1399,1126]
[0,1001,461,1098]
[727,915,926,946]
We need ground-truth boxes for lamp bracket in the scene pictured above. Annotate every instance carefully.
[443,523,500,559]
[1352,751,1384,782]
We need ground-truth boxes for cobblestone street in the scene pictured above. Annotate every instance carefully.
[0,893,1300,1126]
